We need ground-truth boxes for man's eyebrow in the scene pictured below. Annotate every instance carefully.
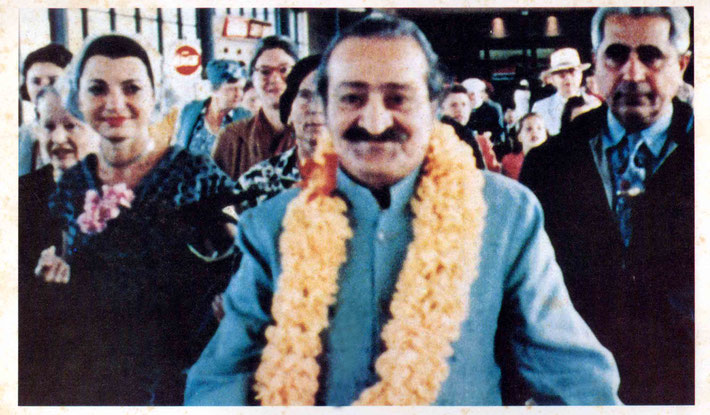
[336,81,368,89]
[381,83,415,91]
[336,82,415,91]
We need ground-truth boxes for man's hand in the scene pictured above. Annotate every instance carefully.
[34,246,70,284]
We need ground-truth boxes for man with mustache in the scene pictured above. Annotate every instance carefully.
[185,13,620,406]
[521,7,693,404]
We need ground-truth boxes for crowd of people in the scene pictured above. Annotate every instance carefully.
[18,6,694,406]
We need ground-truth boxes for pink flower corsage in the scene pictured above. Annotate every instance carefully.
[77,183,135,234]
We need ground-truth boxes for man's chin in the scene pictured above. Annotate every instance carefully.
[344,165,404,189]
[614,106,657,132]
[347,141,401,160]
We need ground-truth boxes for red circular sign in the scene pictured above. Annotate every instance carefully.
[174,45,201,76]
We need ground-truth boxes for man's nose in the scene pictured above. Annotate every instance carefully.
[621,52,648,82]
[359,96,393,135]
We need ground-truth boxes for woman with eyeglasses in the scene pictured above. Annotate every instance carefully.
[212,35,298,179]
[28,34,240,405]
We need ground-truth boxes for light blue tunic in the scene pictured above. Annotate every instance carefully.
[185,168,621,406]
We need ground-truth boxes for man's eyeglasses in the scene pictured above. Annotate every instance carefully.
[603,44,669,70]
[254,65,293,78]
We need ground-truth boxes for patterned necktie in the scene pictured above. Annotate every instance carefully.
[607,134,654,247]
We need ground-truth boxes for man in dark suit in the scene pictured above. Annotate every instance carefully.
[520,7,693,405]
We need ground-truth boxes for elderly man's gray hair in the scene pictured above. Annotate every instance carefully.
[591,7,691,54]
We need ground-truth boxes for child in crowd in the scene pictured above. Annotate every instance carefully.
[501,113,548,181]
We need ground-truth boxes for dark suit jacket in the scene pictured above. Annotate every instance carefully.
[466,101,504,143]
[18,164,67,404]
[440,115,486,169]
[520,101,694,405]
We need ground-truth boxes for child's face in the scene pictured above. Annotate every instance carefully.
[519,116,547,153]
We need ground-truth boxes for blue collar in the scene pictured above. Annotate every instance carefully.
[603,105,673,157]
[336,165,421,217]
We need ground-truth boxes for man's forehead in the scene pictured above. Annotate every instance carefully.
[601,14,673,48]
[327,36,429,87]
[445,92,469,101]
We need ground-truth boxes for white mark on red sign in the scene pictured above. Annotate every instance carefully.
[174,45,201,76]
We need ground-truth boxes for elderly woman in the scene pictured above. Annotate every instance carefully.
[19,43,73,175]
[232,54,325,213]
[20,86,98,281]
[30,34,239,405]
[210,55,325,321]
[175,59,251,155]
[19,87,99,405]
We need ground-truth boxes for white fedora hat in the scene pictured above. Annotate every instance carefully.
[540,48,591,79]
[461,78,486,93]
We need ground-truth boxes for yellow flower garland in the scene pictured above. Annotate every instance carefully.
[253,122,487,405]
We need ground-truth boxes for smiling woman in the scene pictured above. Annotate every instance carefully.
[78,55,155,165]
[71,35,157,176]
[20,34,243,405]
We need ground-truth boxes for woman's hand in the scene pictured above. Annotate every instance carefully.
[34,246,71,284]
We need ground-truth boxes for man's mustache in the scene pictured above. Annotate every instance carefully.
[342,125,409,143]
[612,82,654,102]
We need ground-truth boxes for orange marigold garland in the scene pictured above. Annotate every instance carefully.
[253,122,487,405]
